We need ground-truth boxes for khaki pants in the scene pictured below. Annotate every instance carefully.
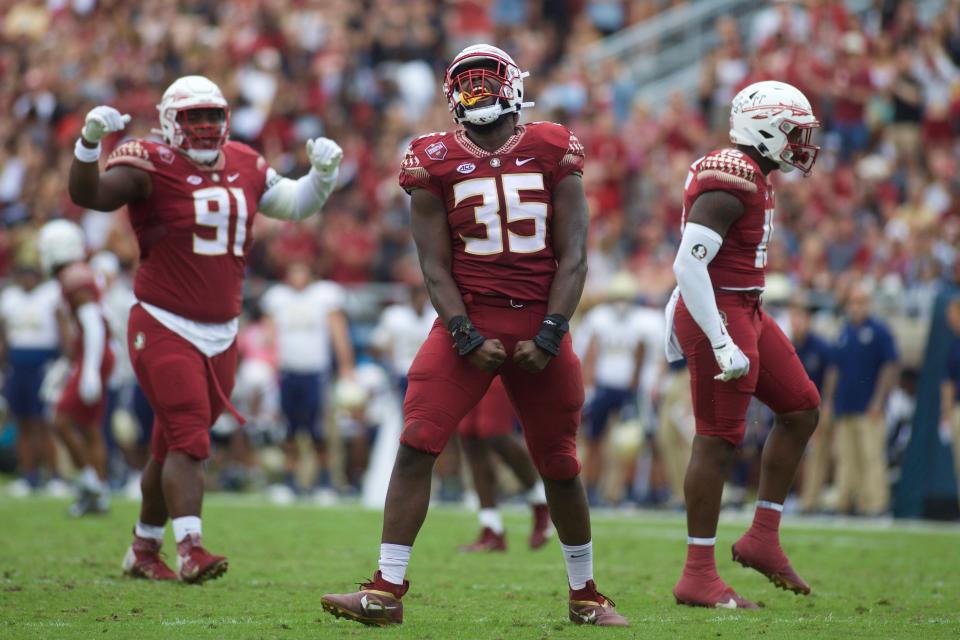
[799,413,834,512]
[834,414,889,515]
[656,368,693,505]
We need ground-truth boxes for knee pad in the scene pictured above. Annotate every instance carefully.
[538,452,581,481]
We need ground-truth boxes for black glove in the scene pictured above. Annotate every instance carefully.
[447,315,485,356]
[532,313,569,357]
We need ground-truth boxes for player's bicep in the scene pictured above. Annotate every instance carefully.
[98,166,152,208]
[410,188,453,273]
[686,190,745,238]
[551,174,588,265]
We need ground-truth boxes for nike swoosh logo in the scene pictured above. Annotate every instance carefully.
[569,552,588,558]
[515,157,535,166]
[227,173,240,182]
[715,598,738,609]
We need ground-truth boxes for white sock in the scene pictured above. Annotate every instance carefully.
[80,466,100,492]
[379,543,411,585]
[756,500,784,512]
[135,521,166,541]
[478,508,504,535]
[172,516,202,543]
[561,541,593,590]
[687,536,717,546]
[526,480,547,505]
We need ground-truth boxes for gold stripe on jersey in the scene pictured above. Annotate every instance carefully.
[697,169,758,193]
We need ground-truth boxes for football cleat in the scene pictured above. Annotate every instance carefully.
[459,527,507,552]
[529,504,553,550]
[673,574,759,609]
[122,533,176,580]
[321,571,408,626]
[176,533,228,584]
[568,581,630,626]
[732,537,811,595]
[68,488,109,517]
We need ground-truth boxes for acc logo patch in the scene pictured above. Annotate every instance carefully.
[425,141,448,160]
[691,244,708,260]
[133,332,146,351]
[156,145,175,165]
[187,175,203,185]
[457,162,476,174]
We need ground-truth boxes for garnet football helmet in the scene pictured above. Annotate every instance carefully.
[38,219,86,275]
[729,81,820,174]
[156,75,229,164]
[443,44,534,126]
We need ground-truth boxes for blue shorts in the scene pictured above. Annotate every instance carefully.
[280,370,325,443]
[4,348,58,420]
[584,386,636,441]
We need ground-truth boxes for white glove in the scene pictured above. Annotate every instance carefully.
[82,106,131,144]
[78,367,102,405]
[712,341,750,382]
[306,137,343,175]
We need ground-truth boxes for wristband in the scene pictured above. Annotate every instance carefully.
[447,315,485,356]
[74,138,101,163]
[532,313,569,357]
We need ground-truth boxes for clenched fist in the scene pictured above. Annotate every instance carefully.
[82,106,131,144]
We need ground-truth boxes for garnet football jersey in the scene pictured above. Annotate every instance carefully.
[106,140,269,323]
[680,148,774,291]
[399,122,585,303]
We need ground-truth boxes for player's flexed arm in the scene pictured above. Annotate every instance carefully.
[409,188,506,372]
[672,191,749,381]
[69,107,151,210]
[513,174,588,373]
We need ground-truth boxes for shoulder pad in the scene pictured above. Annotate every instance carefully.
[526,122,584,167]
[696,150,758,193]
[106,140,158,172]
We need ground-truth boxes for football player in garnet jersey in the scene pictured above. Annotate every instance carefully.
[68,75,343,583]
[664,81,822,608]
[37,220,115,517]
[321,44,628,627]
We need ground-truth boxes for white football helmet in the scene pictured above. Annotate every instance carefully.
[443,44,534,126]
[729,81,820,174]
[38,219,86,275]
[156,75,229,164]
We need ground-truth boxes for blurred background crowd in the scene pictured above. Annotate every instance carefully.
[1,0,959,519]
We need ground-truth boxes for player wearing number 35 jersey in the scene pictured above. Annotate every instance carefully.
[322,44,627,628]
[68,75,342,584]
[664,81,822,609]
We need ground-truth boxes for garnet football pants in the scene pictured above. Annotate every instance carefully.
[674,292,820,447]
[128,304,238,463]
[57,348,115,429]
[457,376,517,439]
[403,298,584,481]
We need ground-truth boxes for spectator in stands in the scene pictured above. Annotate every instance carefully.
[261,261,354,497]
[824,283,899,516]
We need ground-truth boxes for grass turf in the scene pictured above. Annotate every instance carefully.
[0,493,958,639]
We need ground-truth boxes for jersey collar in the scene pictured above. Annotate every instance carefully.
[455,125,527,158]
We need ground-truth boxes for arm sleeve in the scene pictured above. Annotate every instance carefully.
[77,303,105,375]
[672,222,728,348]
[258,166,338,221]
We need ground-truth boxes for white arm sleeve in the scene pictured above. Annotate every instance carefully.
[672,222,728,348]
[77,302,105,374]
[258,166,338,221]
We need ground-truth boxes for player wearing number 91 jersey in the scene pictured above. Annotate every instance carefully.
[68,75,343,585]
[664,80,822,610]
[322,43,627,629]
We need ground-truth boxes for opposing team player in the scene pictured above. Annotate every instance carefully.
[457,378,552,552]
[37,220,115,516]
[322,44,627,627]
[68,75,343,583]
[664,81,822,608]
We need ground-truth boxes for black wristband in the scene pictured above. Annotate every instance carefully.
[447,315,485,356]
[532,313,569,357]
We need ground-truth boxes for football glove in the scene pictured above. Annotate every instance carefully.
[712,341,750,381]
[81,106,131,144]
[78,366,102,405]
[306,137,343,176]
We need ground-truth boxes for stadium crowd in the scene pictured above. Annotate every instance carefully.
[1,0,959,516]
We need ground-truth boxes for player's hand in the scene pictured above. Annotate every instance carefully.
[712,341,749,381]
[78,368,102,405]
[306,137,343,175]
[513,339,552,374]
[82,106,131,144]
[466,338,507,372]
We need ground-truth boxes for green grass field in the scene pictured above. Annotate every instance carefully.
[0,494,958,640]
